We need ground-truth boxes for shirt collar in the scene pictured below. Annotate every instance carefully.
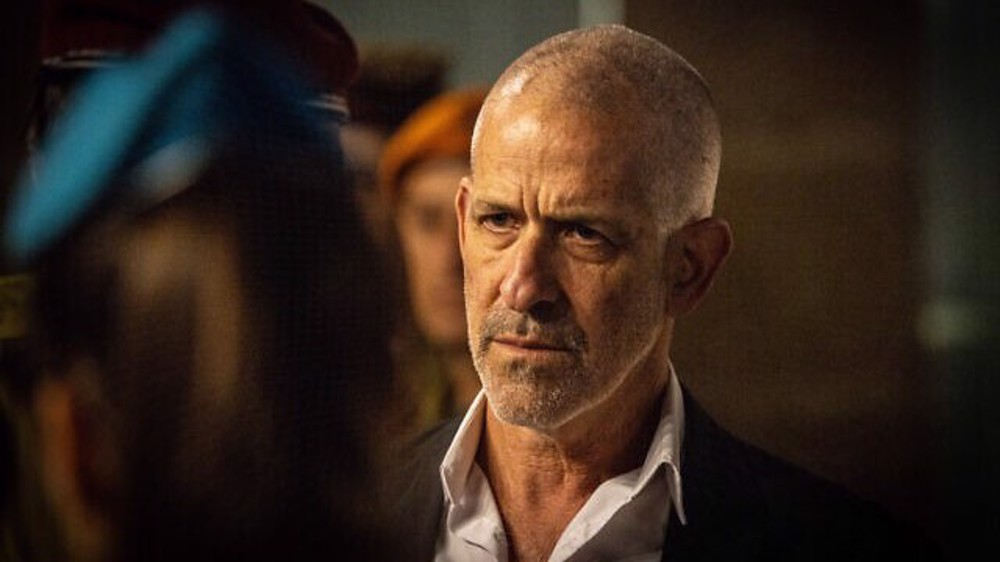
[440,389,489,509]
[639,362,687,524]
[439,363,687,525]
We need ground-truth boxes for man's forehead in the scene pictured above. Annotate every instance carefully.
[470,79,662,209]
[476,96,625,160]
[468,181,639,213]
[468,144,657,229]
[479,104,641,170]
[497,109,543,145]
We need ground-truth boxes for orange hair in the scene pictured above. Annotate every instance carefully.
[377,86,487,207]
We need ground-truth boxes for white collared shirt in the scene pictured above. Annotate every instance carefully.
[435,367,687,562]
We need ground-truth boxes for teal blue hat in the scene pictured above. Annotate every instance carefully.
[5,6,345,266]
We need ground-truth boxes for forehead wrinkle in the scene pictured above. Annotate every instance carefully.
[537,119,653,216]
[476,97,659,233]
[539,183,653,242]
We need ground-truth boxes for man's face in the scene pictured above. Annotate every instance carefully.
[458,95,672,430]
[396,158,468,347]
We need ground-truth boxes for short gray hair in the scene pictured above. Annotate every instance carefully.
[474,24,721,232]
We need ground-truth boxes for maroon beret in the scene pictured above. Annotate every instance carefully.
[296,1,359,98]
[39,0,359,100]
[39,0,190,68]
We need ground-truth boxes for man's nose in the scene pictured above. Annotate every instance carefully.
[499,233,560,313]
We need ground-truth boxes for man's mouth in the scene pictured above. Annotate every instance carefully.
[491,335,571,352]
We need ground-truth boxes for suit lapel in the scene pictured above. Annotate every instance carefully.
[387,417,458,560]
[661,392,767,562]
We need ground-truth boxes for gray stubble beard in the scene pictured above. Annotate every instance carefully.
[470,307,595,429]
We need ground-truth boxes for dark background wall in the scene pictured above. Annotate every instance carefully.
[0,3,39,224]
[627,2,998,559]
[629,0,932,531]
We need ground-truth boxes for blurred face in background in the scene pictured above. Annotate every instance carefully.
[395,158,467,348]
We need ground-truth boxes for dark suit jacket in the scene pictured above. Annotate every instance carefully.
[387,390,942,561]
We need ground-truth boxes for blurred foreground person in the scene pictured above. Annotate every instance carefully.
[4,8,395,562]
[377,88,486,433]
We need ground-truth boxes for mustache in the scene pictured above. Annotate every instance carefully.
[478,308,587,353]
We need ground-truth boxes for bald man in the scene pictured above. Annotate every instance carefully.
[390,25,940,562]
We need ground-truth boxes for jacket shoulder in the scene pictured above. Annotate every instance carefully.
[675,393,943,561]
[379,416,460,560]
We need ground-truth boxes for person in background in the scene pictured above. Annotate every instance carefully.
[3,7,396,562]
[339,44,449,246]
[377,88,487,434]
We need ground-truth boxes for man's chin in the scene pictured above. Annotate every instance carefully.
[483,382,582,431]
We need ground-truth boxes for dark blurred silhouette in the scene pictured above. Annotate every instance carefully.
[2,6,398,561]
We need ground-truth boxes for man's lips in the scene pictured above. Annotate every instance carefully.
[491,335,571,352]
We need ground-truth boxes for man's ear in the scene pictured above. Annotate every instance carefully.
[666,217,733,317]
[33,363,115,560]
[456,176,472,257]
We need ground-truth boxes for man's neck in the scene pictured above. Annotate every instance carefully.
[476,361,668,562]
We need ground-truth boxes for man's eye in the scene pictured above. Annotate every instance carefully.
[565,224,605,244]
[480,213,516,231]
[563,224,616,261]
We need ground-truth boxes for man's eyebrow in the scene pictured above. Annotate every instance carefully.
[548,209,638,240]
[547,203,623,224]
[551,210,613,224]
[470,199,518,213]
